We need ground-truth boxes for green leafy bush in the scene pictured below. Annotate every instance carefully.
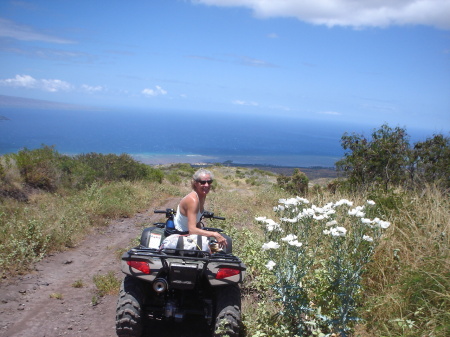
[73,152,163,186]
[336,124,449,191]
[13,145,62,191]
[336,124,410,191]
[276,168,309,195]
[412,134,450,188]
[2,146,164,194]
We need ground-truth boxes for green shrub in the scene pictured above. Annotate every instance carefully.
[165,172,181,184]
[0,217,51,273]
[13,145,62,191]
[277,168,309,195]
[74,152,163,186]
[0,162,4,181]
[412,134,450,188]
[4,146,164,192]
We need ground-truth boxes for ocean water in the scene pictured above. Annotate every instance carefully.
[0,108,431,167]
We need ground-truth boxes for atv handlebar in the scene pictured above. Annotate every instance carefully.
[154,208,176,219]
[201,211,225,221]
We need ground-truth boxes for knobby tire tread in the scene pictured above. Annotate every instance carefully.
[214,284,241,337]
[115,275,145,337]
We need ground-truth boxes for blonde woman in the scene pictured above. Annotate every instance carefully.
[173,168,228,249]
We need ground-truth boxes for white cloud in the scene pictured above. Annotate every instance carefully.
[0,74,73,92]
[237,55,276,67]
[192,0,450,29]
[81,84,104,93]
[318,111,341,116]
[269,104,291,111]
[232,99,259,106]
[1,74,37,88]
[40,79,72,92]
[0,18,75,43]
[142,85,168,97]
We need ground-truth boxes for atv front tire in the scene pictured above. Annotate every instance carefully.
[213,284,241,337]
[116,275,145,337]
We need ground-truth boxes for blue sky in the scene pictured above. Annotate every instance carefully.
[0,0,449,133]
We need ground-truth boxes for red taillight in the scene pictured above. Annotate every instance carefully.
[127,260,151,274]
[216,268,240,280]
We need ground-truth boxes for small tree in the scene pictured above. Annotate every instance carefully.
[277,168,309,195]
[13,145,62,191]
[412,134,450,188]
[336,124,410,190]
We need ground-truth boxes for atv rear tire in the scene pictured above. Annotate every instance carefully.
[116,275,145,337]
[213,284,241,337]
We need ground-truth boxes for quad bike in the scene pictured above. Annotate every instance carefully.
[115,208,246,337]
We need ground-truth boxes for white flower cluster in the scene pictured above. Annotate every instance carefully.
[359,217,391,229]
[259,198,391,270]
[281,234,297,241]
[372,218,391,229]
[278,197,310,206]
[348,205,366,217]
[265,260,276,270]
[281,234,303,247]
[334,199,354,207]
[262,241,280,250]
[276,198,341,223]
[274,197,379,224]
[363,235,374,242]
[323,226,347,237]
[255,216,283,232]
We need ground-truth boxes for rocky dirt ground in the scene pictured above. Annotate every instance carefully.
[0,198,212,337]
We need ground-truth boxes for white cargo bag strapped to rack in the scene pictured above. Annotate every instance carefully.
[161,234,210,252]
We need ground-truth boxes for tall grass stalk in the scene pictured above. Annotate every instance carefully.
[362,185,449,336]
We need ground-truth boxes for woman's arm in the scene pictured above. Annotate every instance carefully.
[182,194,228,247]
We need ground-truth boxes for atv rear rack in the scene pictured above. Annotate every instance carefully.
[125,247,244,264]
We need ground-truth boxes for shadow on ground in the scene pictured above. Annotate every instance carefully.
[143,316,212,337]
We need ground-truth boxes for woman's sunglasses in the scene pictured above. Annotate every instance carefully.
[197,179,213,185]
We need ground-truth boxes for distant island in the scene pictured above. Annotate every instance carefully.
[0,94,101,111]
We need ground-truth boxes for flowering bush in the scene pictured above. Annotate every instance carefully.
[256,197,391,336]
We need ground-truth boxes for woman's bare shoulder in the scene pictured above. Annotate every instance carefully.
[180,191,199,208]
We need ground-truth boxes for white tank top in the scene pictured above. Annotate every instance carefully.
[173,193,202,232]
[173,206,202,232]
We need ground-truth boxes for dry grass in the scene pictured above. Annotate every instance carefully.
[360,185,449,336]
[0,180,181,276]
[1,164,447,336]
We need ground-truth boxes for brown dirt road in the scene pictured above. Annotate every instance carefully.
[0,198,212,337]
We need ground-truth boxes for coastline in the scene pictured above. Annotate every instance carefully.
[131,153,338,179]
[131,153,341,168]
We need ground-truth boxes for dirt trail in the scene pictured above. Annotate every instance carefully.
[0,198,212,337]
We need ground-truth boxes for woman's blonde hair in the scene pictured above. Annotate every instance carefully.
[191,168,214,189]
